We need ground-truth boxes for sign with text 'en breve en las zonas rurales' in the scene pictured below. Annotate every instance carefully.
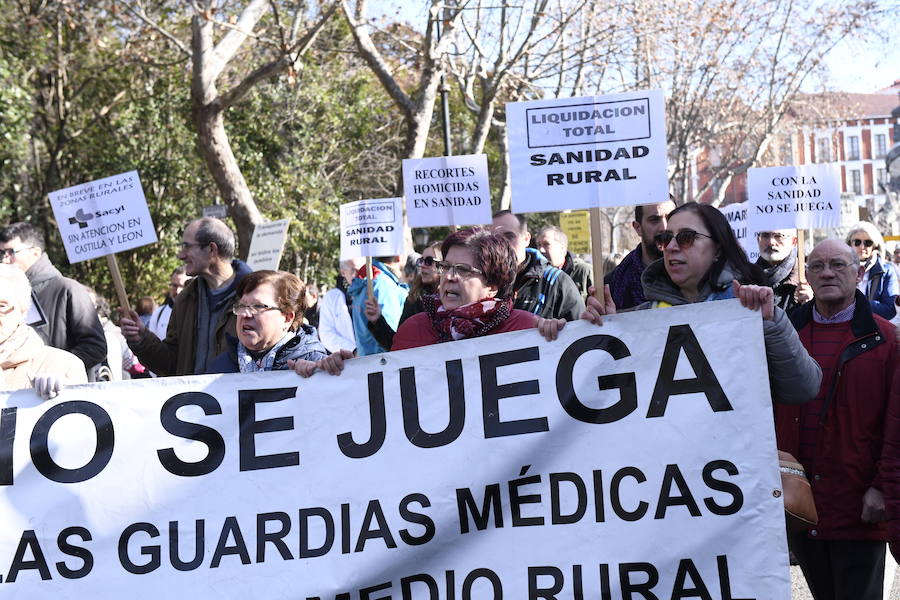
[0,300,790,599]
[47,170,158,264]
[506,90,669,213]
[717,202,759,262]
[747,163,841,232]
[246,219,291,272]
[340,197,404,260]
[402,154,491,228]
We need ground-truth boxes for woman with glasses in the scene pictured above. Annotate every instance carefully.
[581,201,821,405]
[207,270,327,373]
[845,221,898,320]
[364,241,443,350]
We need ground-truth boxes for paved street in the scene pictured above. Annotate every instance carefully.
[791,560,900,599]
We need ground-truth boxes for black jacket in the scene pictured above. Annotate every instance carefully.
[25,253,107,370]
[513,248,585,321]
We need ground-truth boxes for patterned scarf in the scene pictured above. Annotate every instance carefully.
[236,331,293,373]
[424,293,513,342]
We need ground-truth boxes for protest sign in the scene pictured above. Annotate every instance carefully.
[246,219,290,271]
[340,197,404,260]
[506,90,669,213]
[747,163,841,231]
[718,202,759,262]
[0,300,789,599]
[48,171,157,264]
[402,154,491,227]
[202,204,229,219]
[559,211,591,254]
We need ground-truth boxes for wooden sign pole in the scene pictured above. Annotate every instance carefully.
[366,256,374,300]
[589,207,605,301]
[797,230,806,282]
[106,254,131,312]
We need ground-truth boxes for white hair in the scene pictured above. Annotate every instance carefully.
[845,221,886,255]
[0,264,32,311]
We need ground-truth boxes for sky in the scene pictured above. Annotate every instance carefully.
[823,34,900,94]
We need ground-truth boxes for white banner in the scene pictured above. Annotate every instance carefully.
[718,202,759,262]
[506,90,669,212]
[48,171,158,264]
[0,301,789,599]
[402,154,491,227]
[340,197,404,259]
[747,164,841,231]
[246,219,290,271]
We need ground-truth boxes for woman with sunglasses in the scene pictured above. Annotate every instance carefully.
[845,221,898,319]
[580,202,821,405]
[207,270,327,373]
[364,242,443,350]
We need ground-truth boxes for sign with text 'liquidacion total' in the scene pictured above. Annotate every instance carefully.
[748,163,841,232]
[402,154,491,227]
[0,301,788,599]
[340,197,404,260]
[48,171,157,264]
[507,90,669,212]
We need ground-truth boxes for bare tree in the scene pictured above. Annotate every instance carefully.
[123,0,337,254]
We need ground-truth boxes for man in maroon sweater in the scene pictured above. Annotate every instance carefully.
[776,239,898,600]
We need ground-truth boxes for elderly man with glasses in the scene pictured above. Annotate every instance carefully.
[776,238,899,600]
[120,217,252,376]
[753,228,812,316]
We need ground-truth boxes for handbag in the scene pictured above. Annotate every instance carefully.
[778,450,818,531]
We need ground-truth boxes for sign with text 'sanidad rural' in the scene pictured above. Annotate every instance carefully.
[0,301,789,599]
[747,163,841,232]
[402,154,491,227]
[506,90,669,212]
[48,171,158,264]
[718,202,759,262]
[340,197,404,260]
[246,219,291,272]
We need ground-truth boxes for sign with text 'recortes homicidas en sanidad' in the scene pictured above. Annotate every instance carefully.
[48,171,157,264]
[402,154,491,227]
[747,163,841,232]
[340,197,404,260]
[506,90,668,213]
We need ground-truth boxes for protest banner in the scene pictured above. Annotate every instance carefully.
[340,197,405,297]
[47,171,157,310]
[718,202,759,262]
[402,155,491,228]
[559,211,591,255]
[747,164,841,232]
[0,300,789,599]
[246,219,291,271]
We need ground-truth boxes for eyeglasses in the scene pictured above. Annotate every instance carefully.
[756,232,789,243]
[0,247,34,260]
[231,303,282,317]
[849,239,874,248]
[180,241,209,251]
[434,261,485,279]
[654,229,713,250]
[416,256,437,268]
[806,260,854,274]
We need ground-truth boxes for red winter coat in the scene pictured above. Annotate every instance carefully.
[775,292,898,541]
[391,309,538,351]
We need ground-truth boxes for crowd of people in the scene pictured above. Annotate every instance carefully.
[1,203,899,599]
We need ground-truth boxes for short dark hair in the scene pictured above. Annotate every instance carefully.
[635,194,676,224]
[194,217,235,260]
[667,202,763,287]
[0,222,45,251]
[491,210,527,233]
[441,227,518,299]
[236,270,306,329]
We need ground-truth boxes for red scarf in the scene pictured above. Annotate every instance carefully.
[356,264,382,279]
[424,293,512,342]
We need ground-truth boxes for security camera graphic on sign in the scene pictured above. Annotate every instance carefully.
[68,208,95,229]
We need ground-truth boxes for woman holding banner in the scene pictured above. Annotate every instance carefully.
[208,270,327,373]
[579,201,821,405]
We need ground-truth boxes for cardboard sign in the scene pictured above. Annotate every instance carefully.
[202,204,228,219]
[402,154,491,227]
[718,202,759,262]
[246,219,290,271]
[506,90,669,212]
[47,171,157,263]
[559,211,591,254]
[747,164,841,231]
[340,197,404,259]
[0,301,789,599]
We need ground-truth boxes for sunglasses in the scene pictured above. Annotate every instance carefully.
[654,229,713,250]
[416,256,437,268]
[850,239,874,248]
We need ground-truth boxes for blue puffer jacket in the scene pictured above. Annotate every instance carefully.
[347,261,408,356]
[206,326,327,373]
[863,256,899,320]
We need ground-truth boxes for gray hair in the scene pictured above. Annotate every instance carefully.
[0,264,32,311]
[192,217,235,260]
[537,225,568,249]
[845,221,886,255]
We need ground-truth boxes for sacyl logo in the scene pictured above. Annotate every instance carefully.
[68,208,95,229]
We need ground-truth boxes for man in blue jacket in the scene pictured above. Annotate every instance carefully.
[347,255,408,355]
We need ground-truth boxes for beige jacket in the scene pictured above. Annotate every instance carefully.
[1,326,87,392]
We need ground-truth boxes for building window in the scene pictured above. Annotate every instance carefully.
[875,134,887,159]
[816,138,831,163]
[876,168,887,190]
[848,136,860,160]
[850,169,862,194]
